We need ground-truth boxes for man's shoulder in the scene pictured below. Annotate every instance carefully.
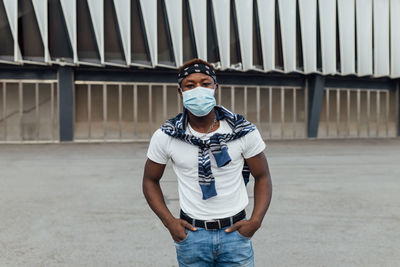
[150,128,171,142]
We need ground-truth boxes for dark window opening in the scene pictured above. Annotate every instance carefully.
[230,0,241,67]
[0,0,14,60]
[183,0,197,63]
[253,0,263,69]
[18,0,44,61]
[157,0,175,66]
[207,0,220,63]
[296,0,304,71]
[77,0,101,63]
[316,0,322,71]
[354,1,358,73]
[48,0,73,63]
[104,0,126,64]
[275,0,284,69]
[131,0,151,65]
[335,2,340,73]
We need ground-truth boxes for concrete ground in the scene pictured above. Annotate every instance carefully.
[0,139,399,267]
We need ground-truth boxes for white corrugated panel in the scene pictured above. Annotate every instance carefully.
[32,0,49,62]
[188,0,207,60]
[212,0,230,69]
[298,0,317,73]
[87,0,104,64]
[373,0,390,76]
[337,0,355,74]
[3,0,22,62]
[391,0,400,77]
[60,0,77,63]
[165,0,183,67]
[356,0,372,76]
[139,0,157,66]
[114,0,130,65]
[318,0,336,74]
[257,0,274,71]
[279,0,297,72]
[235,0,253,70]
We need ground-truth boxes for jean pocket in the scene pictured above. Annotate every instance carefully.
[174,229,192,244]
[235,230,252,241]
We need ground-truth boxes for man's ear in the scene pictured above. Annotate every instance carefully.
[214,83,219,96]
[177,87,182,98]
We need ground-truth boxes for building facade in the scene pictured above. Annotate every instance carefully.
[0,0,399,143]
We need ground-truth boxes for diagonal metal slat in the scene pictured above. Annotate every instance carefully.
[139,0,157,66]
[164,0,183,67]
[87,0,104,64]
[113,0,131,65]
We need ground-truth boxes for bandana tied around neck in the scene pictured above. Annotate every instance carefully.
[160,106,256,200]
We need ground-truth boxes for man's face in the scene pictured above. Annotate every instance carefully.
[179,73,217,94]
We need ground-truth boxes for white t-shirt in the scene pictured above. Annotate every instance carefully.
[146,119,266,220]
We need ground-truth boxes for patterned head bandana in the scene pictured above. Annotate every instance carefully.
[178,63,217,87]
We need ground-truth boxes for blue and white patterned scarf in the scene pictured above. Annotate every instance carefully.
[160,105,256,200]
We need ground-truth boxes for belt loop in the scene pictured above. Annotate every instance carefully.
[230,216,233,226]
[192,219,195,226]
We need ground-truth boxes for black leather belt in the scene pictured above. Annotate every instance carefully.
[180,209,246,230]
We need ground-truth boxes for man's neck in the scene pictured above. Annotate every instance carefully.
[187,109,219,133]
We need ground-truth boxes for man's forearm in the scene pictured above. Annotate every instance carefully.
[142,178,176,228]
[250,174,272,226]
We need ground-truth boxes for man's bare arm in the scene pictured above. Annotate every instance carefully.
[225,152,272,237]
[142,159,197,242]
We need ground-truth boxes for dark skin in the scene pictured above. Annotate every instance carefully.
[142,73,272,242]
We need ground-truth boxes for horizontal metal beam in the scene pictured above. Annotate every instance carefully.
[325,76,396,91]
[0,64,398,90]
[0,65,58,80]
[74,68,306,87]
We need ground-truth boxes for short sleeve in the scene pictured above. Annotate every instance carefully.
[146,129,171,164]
[242,128,266,159]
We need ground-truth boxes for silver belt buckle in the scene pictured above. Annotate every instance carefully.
[204,219,221,230]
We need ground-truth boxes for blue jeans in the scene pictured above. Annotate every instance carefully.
[174,221,254,267]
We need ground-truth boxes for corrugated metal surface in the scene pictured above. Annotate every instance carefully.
[0,0,399,77]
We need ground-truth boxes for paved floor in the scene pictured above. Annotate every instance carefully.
[0,139,399,267]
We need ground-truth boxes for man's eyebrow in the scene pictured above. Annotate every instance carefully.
[184,78,212,84]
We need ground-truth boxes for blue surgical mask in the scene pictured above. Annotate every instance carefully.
[181,86,216,117]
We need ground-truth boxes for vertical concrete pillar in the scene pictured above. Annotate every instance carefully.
[58,67,74,141]
[307,74,325,138]
[397,80,400,136]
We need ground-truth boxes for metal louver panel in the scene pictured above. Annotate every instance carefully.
[60,0,77,63]
[113,0,131,65]
[0,0,397,78]
[298,0,317,73]
[211,0,230,69]
[164,0,183,67]
[337,0,355,75]
[373,0,390,77]
[278,0,296,72]
[318,0,336,74]
[390,0,400,77]
[257,0,275,71]
[87,0,104,64]
[235,0,253,70]
[188,0,207,61]
[356,0,373,76]
[3,0,22,62]
[139,0,157,66]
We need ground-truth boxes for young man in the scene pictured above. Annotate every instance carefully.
[142,59,272,266]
